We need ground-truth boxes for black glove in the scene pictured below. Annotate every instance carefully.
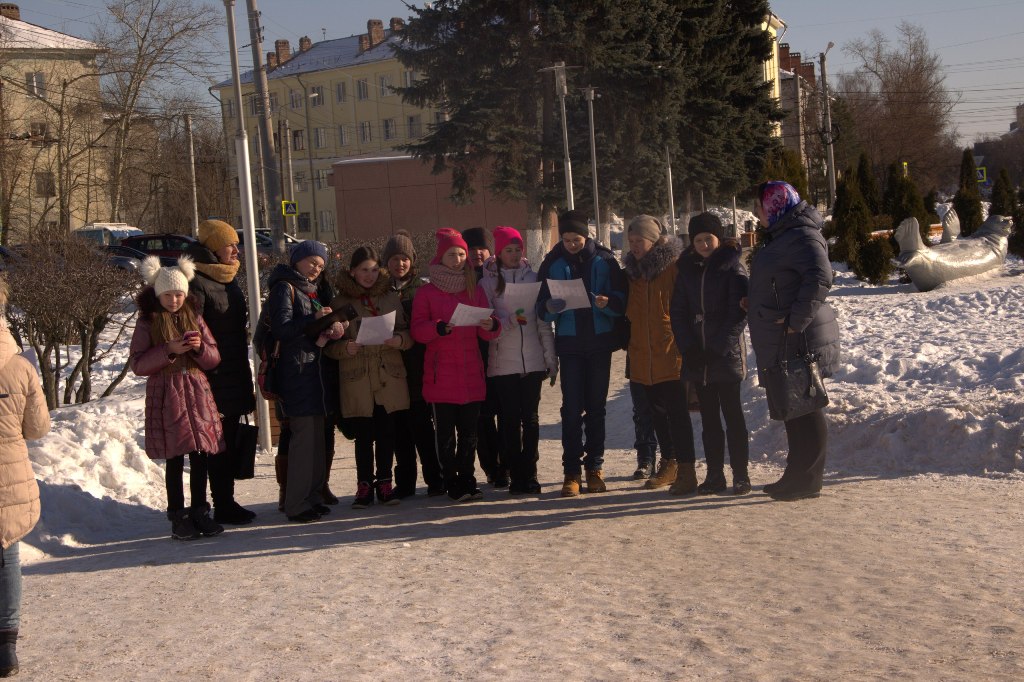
[436,321,451,337]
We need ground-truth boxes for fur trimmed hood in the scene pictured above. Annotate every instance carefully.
[623,236,683,281]
[335,268,392,299]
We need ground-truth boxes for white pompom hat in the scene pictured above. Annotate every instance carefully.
[140,255,195,297]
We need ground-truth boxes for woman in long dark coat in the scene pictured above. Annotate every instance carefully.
[747,182,841,501]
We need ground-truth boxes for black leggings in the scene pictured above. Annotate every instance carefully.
[348,403,396,484]
[165,452,210,512]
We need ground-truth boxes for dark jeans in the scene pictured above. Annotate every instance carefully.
[208,413,241,509]
[644,379,695,464]
[432,402,481,491]
[630,380,658,467]
[394,400,443,491]
[0,543,20,630]
[695,381,749,475]
[347,404,396,484]
[165,452,210,511]
[781,409,828,491]
[559,351,612,475]
[475,378,502,477]
[491,371,545,483]
[283,415,326,516]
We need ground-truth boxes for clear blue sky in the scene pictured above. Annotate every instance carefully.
[23,0,1024,142]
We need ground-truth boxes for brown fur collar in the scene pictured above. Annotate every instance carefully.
[335,269,392,299]
[623,236,683,280]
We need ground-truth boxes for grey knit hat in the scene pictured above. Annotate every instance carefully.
[382,229,416,264]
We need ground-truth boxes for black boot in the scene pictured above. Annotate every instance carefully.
[697,469,728,495]
[0,629,18,678]
[190,505,224,537]
[169,509,200,541]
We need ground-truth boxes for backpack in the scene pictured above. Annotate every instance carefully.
[253,282,294,401]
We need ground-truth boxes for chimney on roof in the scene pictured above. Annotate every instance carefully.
[275,39,291,65]
[267,51,279,71]
[299,35,312,52]
[0,4,20,21]
[390,17,405,32]
[368,19,385,47]
[358,34,370,53]
[779,42,790,69]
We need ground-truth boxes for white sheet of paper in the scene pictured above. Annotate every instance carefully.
[546,278,591,310]
[501,281,543,316]
[450,303,494,327]
[355,310,396,345]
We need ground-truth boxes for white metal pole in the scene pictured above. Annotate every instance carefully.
[184,113,199,238]
[555,63,574,211]
[584,86,603,245]
[665,145,678,238]
[224,0,271,452]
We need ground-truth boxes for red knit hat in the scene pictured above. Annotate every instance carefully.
[431,227,469,265]
[493,226,523,256]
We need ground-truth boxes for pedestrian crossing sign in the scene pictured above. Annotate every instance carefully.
[282,201,297,216]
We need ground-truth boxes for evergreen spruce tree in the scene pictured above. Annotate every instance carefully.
[881,162,902,220]
[893,172,931,244]
[1011,187,1024,258]
[989,168,1015,216]
[953,148,984,236]
[831,170,872,267]
[856,152,880,215]
[922,189,941,222]
[761,146,808,200]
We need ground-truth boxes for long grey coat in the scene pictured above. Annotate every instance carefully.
[748,201,841,383]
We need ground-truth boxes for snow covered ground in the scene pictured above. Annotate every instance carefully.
[14,258,1024,680]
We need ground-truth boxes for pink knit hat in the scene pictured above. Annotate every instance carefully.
[431,227,469,265]
[493,226,523,255]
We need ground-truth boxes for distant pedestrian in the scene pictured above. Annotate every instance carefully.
[670,212,751,495]
[537,210,627,497]
[480,227,557,494]
[411,229,501,502]
[0,277,51,678]
[748,182,841,500]
[129,256,225,540]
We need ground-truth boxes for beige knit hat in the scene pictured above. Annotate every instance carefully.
[198,219,238,253]
[627,214,666,243]
[140,255,195,296]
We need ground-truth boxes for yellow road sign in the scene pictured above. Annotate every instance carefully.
[282,201,297,216]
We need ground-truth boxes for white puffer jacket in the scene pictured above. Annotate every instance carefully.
[0,324,50,549]
[480,257,557,378]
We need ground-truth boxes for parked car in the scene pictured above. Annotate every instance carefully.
[120,233,197,259]
[102,244,177,273]
[236,229,301,256]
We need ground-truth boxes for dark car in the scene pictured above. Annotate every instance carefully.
[120,233,197,259]
[103,245,176,272]
[236,229,301,256]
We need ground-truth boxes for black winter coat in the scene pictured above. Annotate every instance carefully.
[748,201,841,383]
[670,242,748,384]
[390,272,428,403]
[186,244,256,416]
[265,263,337,418]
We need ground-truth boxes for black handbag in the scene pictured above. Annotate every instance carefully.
[762,328,829,421]
[234,415,259,480]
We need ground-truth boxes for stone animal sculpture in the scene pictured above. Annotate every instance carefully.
[894,212,1011,292]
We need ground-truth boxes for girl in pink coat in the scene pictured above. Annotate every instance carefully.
[129,256,225,541]
[411,228,501,502]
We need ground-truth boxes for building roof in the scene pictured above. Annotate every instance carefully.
[215,30,403,90]
[0,15,102,52]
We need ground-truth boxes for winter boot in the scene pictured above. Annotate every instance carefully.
[668,462,699,495]
[585,469,607,493]
[696,469,728,495]
[214,501,256,525]
[190,506,224,537]
[322,445,339,505]
[275,452,288,512]
[733,472,752,495]
[492,470,510,489]
[375,480,401,506]
[0,630,17,678]
[560,474,582,498]
[169,509,200,541]
[633,461,654,480]
[644,459,678,489]
[352,481,374,509]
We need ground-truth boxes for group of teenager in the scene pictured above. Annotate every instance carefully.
[121,179,840,539]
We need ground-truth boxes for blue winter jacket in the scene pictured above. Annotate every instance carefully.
[748,201,841,382]
[265,263,337,418]
[536,239,627,356]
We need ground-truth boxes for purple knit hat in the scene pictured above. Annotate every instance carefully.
[759,181,802,227]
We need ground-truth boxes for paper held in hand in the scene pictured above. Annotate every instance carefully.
[502,281,542,315]
[450,303,494,327]
[355,310,396,345]
[545,278,591,310]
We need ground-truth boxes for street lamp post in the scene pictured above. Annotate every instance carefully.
[223,0,271,452]
[583,86,603,246]
[820,41,837,209]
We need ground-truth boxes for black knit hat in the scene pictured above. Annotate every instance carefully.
[382,229,416,264]
[688,212,724,240]
[461,226,493,252]
[558,210,590,238]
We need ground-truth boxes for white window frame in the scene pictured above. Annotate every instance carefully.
[407,115,422,139]
[356,78,369,101]
[335,81,347,103]
[310,85,324,107]
[338,125,348,146]
[313,127,328,149]
[383,118,397,140]
[379,74,393,96]
[289,89,303,109]
[314,168,329,190]
[359,121,373,143]
[25,71,45,98]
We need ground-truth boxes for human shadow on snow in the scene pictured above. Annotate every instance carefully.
[25,483,779,576]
